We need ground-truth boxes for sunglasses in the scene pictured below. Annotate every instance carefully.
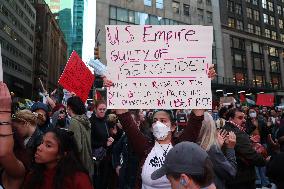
[59,110,66,114]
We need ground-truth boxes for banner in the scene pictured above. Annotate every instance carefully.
[58,51,94,102]
[0,45,2,81]
[256,94,274,107]
[105,25,213,109]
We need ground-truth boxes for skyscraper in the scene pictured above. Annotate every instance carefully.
[44,0,84,57]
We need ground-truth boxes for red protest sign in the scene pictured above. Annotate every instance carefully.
[256,94,274,107]
[58,51,94,102]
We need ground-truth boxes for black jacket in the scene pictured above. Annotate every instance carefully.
[223,122,266,187]
[90,114,109,150]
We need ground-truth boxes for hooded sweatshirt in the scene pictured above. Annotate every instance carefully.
[69,114,93,177]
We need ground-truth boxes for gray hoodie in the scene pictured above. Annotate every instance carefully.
[69,114,93,177]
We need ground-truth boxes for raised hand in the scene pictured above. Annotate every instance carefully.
[217,129,228,147]
[225,131,236,149]
[208,64,217,80]
[0,82,12,121]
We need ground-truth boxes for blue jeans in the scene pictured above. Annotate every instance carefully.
[255,166,270,186]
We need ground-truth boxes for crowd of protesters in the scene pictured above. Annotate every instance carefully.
[0,66,284,189]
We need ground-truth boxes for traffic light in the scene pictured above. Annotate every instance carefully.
[94,47,100,59]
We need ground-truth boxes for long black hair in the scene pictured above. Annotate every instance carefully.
[24,128,90,189]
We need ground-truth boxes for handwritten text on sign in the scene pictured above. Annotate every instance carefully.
[106,25,213,109]
[58,51,94,103]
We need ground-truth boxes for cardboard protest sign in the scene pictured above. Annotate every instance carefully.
[0,45,3,81]
[256,94,274,107]
[105,25,213,109]
[58,51,94,102]
[220,97,235,106]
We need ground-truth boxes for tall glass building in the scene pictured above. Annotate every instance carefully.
[45,0,84,57]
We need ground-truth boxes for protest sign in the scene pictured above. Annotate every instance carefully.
[220,97,235,106]
[256,94,274,107]
[0,45,3,81]
[105,25,213,109]
[58,51,94,102]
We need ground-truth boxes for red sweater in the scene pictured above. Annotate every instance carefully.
[117,111,204,189]
[24,167,93,189]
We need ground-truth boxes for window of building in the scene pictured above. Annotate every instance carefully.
[228,17,235,28]
[253,10,259,21]
[246,0,250,3]
[117,8,128,22]
[207,11,212,23]
[231,37,245,49]
[227,0,234,12]
[271,31,277,40]
[269,47,278,56]
[206,0,212,6]
[183,4,190,16]
[198,0,203,4]
[280,34,284,42]
[248,23,254,33]
[198,9,204,24]
[263,14,269,23]
[234,72,246,85]
[172,1,180,14]
[268,1,274,11]
[271,60,280,72]
[255,74,265,87]
[235,4,242,14]
[156,0,163,9]
[277,5,282,15]
[265,29,271,38]
[237,20,243,30]
[255,26,261,35]
[270,16,275,26]
[280,19,284,29]
[247,8,253,19]
[252,0,258,5]
[272,76,281,89]
[253,57,264,70]
[252,42,263,53]
[262,0,267,9]
[233,53,244,67]
[144,0,152,6]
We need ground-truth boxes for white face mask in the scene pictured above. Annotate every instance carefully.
[249,112,257,118]
[152,121,171,140]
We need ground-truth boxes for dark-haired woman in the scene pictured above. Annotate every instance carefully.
[67,96,93,178]
[116,109,206,189]
[23,128,93,189]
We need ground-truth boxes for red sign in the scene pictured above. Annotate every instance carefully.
[256,94,274,107]
[58,51,94,102]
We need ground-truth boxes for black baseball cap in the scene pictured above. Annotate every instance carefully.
[151,142,208,180]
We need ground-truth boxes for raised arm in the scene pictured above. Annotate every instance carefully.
[0,82,25,187]
[116,110,150,158]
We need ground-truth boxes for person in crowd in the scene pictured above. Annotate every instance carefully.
[198,112,237,189]
[12,109,43,168]
[113,110,152,189]
[223,108,267,189]
[90,100,115,189]
[67,96,93,178]
[151,142,215,189]
[115,108,206,189]
[31,102,51,133]
[216,107,228,129]
[23,128,93,189]
[0,82,26,189]
[51,104,69,128]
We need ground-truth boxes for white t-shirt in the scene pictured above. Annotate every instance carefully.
[141,141,173,189]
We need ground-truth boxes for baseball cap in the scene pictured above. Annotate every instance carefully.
[151,142,208,180]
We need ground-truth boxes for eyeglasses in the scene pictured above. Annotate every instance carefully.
[59,110,66,114]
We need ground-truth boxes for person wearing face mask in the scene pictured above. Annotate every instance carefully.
[115,109,208,189]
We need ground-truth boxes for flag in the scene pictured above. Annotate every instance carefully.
[240,93,246,103]
[256,94,274,107]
